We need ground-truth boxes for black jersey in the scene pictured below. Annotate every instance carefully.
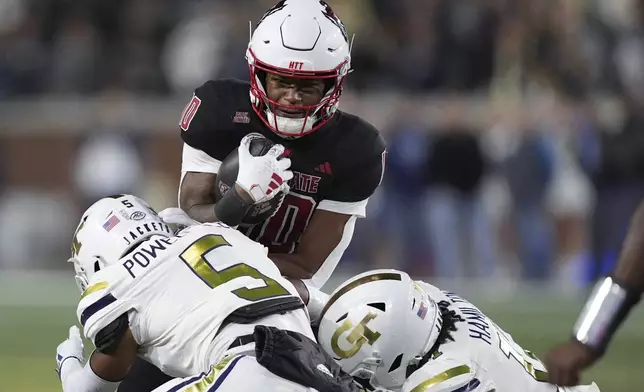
[180,79,386,253]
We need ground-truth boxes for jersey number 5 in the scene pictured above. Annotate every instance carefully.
[180,234,290,301]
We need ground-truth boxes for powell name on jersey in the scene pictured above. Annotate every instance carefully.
[76,223,303,377]
[180,79,387,253]
[402,282,556,392]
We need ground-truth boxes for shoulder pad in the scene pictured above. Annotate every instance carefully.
[76,278,133,347]
[323,125,387,203]
[335,112,386,155]
[180,79,253,161]
[402,358,480,392]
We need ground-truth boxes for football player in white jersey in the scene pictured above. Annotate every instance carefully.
[316,269,601,392]
[54,194,355,392]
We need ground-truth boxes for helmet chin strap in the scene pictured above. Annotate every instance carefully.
[265,109,317,138]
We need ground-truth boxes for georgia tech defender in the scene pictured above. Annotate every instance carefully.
[316,270,601,392]
[55,194,356,392]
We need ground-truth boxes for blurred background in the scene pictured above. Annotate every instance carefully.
[1,0,644,390]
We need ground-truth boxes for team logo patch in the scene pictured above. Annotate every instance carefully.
[314,161,332,175]
[130,211,146,221]
[180,95,201,131]
[102,214,120,232]
[233,111,250,124]
[218,182,230,196]
[417,301,428,320]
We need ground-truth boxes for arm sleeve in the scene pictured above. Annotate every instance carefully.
[60,357,121,392]
[181,143,222,174]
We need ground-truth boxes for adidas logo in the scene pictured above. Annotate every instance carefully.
[266,173,283,195]
[316,364,333,377]
[314,162,333,175]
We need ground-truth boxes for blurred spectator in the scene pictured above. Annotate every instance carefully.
[545,99,596,290]
[49,10,98,94]
[381,111,432,274]
[73,131,143,210]
[0,138,4,197]
[0,190,75,269]
[430,0,499,91]
[162,1,230,94]
[589,98,644,280]
[424,102,494,280]
[0,11,48,96]
[2,0,644,290]
[613,0,644,101]
[504,125,556,281]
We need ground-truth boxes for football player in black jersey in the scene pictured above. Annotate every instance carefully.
[118,1,386,390]
[178,0,385,288]
[546,199,644,386]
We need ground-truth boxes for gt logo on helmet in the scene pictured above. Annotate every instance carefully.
[330,312,381,359]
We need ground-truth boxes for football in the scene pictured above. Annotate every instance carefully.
[214,133,286,225]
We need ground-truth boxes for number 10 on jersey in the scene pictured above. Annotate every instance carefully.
[180,234,290,301]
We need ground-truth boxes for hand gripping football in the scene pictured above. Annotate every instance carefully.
[214,133,287,225]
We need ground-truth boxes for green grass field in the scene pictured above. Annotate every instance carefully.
[1,272,643,391]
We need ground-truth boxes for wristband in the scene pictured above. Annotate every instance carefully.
[573,276,641,354]
[215,186,253,227]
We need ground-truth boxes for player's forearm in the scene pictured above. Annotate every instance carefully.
[571,200,644,354]
[185,203,221,223]
[270,253,316,279]
[286,278,330,324]
[612,199,644,292]
[185,184,255,225]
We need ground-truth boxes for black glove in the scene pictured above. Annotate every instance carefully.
[253,325,360,392]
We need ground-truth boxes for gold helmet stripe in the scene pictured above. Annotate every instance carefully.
[320,272,401,321]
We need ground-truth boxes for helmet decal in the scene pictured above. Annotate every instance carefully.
[319,1,348,42]
[257,0,287,27]
[330,312,381,359]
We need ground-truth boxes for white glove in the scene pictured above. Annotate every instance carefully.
[56,326,85,379]
[159,207,200,227]
[268,183,289,218]
[236,135,293,203]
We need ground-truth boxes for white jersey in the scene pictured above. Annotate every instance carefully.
[401,282,600,392]
[76,222,313,377]
[154,354,313,392]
